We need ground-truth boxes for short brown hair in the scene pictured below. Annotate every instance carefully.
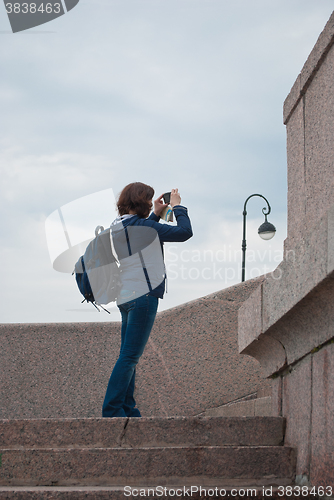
[117,182,154,218]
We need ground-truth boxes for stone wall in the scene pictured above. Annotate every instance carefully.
[0,277,269,419]
[272,341,334,487]
[284,12,334,250]
[238,11,334,487]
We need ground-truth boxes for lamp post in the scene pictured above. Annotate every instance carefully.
[241,194,276,282]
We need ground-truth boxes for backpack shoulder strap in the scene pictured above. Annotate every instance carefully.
[110,226,120,264]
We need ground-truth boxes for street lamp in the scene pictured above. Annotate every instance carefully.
[241,194,276,282]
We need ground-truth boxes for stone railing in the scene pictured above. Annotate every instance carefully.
[0,277,268,419]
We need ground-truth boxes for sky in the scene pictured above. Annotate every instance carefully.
[1,0,333,323]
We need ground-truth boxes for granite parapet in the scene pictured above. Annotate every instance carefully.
[285,98,305,249]
[283,10,334,124]
[0,278,267,419]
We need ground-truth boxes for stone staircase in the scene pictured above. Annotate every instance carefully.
[0,416,296,499]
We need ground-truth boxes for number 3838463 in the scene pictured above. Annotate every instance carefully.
[5,3,61,14]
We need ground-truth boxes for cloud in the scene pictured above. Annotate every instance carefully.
[0,0,333,322]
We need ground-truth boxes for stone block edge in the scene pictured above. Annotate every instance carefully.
[283,10,334,125]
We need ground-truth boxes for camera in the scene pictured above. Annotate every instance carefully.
[162,192,171,205]
[161,192,173,222]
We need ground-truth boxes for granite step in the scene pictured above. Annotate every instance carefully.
[0,416,284,449]
[0,445,295,487]
[0,486,306,500]
[0,417,296,494]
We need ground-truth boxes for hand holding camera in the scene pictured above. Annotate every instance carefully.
[154,189,181,221]
[169,188,181,208]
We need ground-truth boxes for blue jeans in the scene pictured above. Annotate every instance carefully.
[102,293,159,418]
